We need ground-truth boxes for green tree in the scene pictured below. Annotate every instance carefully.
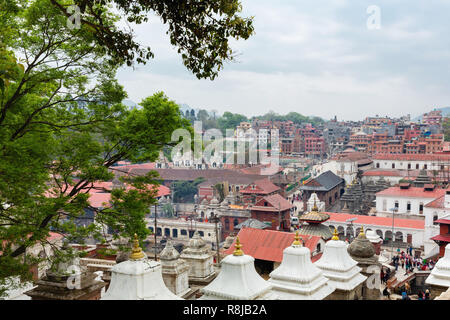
[217,111,248,132]
[0,0,253,297]
[444,117,450,142]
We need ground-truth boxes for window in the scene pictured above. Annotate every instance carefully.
[376,163,380,168]
[157,228,162,236]
[382,199,387,211]
[172,229,178,238]
[433,215,439,226]
[419,203,424,214]
[180,229,187,236]
[394,201,399,209]
[416,164,419,169]
[406,202,411,213]
[233,218,239,227]
[164,228,170,237]
[225,218,230,230]
[424,164,427,169]
[149,227,154,233]
[392,163,395,169]
[408,164,411,169]
[199,231,204,237]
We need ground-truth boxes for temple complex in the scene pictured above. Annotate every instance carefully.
[101,235,181,300]
[314,229,366,300]
[180,231,216,285]
[298,200,333,240]
[347,227,382,300]
[425,243,450,299]
[268,232,335,300]
[199,237,276,300]
[160,240,191,297]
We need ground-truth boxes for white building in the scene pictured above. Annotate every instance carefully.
[324,212,425,249]
[372,154,450,171]
[423,190,450,258]
[375,185,447,218]
[312,151,372,185]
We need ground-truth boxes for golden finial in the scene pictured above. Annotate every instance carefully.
[293,231,302,246]
[312,198,318,211]
[233,236,244,256]
[130,233,145,260]
[332,228,339,241]
[359,226,365,236]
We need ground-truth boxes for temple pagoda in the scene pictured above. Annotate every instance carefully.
[298,200,333,240]
[315,228,366,300]
[268,232,335,300]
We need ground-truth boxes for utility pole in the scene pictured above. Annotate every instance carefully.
[154,203,158,261]
[210,212,221,265]
[390,207,398,260]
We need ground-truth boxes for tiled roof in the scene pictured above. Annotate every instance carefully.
[363,170,402,177]
[431,234,450,242]
[252,194,293,212]
[372,154,450,161]
[240,178,280,194]
[325,212,424,230]
[376,186,448,199]
[300,170,344,191]
[223,228,321,263]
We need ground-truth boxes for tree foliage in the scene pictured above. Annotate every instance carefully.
[48,0,255,79]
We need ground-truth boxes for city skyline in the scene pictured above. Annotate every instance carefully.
[117,0,450,121]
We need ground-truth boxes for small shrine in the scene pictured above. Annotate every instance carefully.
[101,234,181,300]
[315,228,366,300]
[199,237,276,300]
[268,232,335,300]
[160,240,191,297]
[426,243,450,299]
[180,231,216,284]
[347,227,381,300]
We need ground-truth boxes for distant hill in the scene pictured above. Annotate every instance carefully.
[122,99,139,110]
[414,106,450,121]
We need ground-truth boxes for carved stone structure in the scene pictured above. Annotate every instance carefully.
[102,234,181,300]
[26,254,105,300]
[180,231,216,284]
[347,227,382,300]
[160,240,191,297]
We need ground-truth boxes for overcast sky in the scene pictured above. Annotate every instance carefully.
[116,0,450,121]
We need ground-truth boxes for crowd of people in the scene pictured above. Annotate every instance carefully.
[381,246,436,300]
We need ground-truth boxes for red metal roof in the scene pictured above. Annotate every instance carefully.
[431,234,450,242]
[223,228,321,263]
[376,186,448,199]
[325,212,424,230]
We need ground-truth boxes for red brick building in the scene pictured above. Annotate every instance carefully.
[250,194,293,231]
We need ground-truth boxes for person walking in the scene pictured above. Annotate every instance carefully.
[425,289,430,300]
[383,287,391,300]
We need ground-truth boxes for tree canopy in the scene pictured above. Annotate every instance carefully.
[0,0,253,297]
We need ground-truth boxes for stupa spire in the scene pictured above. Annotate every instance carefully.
[292,231,302,246]
[130,233,145,260]
[233,237,244,256]
[332,228,339,241]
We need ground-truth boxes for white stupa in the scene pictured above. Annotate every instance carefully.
[102,234,181,300]
[314,228,367,299]
[199,237,276,300]
[426,243,450,289]
[306,193,325,212]
[268,231,335,300]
